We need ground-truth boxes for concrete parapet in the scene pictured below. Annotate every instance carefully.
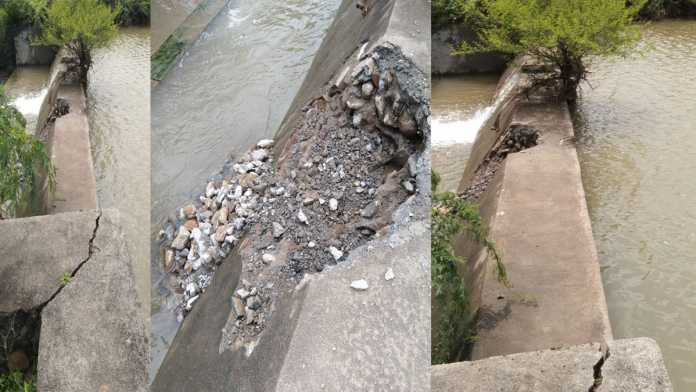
[470,100,612,359]
[46,83,98,214]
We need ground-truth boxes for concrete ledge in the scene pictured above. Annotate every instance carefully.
[0,210,98,312]
[275,217,430,390]
[432,338,673,391]
[38,209,148,391]
[47,83,98,214]
[470,101,612,359]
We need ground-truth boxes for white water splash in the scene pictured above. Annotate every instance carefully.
[228,9,248,28]
[432,74,519,146]
[11,88,48,116]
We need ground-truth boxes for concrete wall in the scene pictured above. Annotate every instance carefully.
[431,24,507,76]
[14,28,56,66]
[453,61,613,359]
[33,49,98,214]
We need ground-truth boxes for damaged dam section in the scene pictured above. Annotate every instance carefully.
[152,0,430,390]
[431,57,675,390]
[0,210,148,391]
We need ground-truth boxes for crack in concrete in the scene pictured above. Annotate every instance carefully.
[589,343,610,392]
[38,211,102,311]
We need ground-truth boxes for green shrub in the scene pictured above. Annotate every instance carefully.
[36,0,119,87]
[638,0,696,18]
[432,171,508,363]
[0,371,36,392]
[0,89,53,218]
[105,0,150,25]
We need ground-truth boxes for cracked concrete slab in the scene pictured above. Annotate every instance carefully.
[275,212,430,391]
[38,209,148,391]
[602,338,673,392]
[432,339,673,391]
[0,210,98,312]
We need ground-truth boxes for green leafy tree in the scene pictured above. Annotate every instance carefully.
[36,0,119,87]
[0,89,54,219]
[456,0,646,100]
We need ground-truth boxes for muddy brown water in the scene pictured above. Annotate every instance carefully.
[87,27,150,319]
[431,74,498,192]
[575,21,696,391]
[150,0,340,379]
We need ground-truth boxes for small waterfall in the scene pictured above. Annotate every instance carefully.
[432,73,519,146]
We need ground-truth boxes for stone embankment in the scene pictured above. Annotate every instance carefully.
[432,58,674,390]
[152,0,431,390]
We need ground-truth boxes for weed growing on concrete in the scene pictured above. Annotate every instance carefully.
[432,170,508,364]
[59,273,71,286]
[151,33,185,81]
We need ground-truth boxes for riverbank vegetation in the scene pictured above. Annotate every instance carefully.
[0,90,53,219]
[37,0,119,87]
[451,0,645,100]
[432,171,508,364]
[0,0,148,73]
[0,371,36,392]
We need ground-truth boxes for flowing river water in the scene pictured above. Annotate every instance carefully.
[87,27,151,318]
[433,20,696,391]
[150,0,340,378]
[575,20,696,391]
[431,74,499,192]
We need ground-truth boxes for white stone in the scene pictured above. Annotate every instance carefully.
[262,253,276,264]
[385,268,395,281]
[328,246,343,261]
[257,139,274,148]
[350,279,369,291]
[236,288,251,299]
[251,149,269,161]
[329,198,338,211]
[297,209,309,224]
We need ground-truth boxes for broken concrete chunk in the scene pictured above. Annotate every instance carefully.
[231,296,245,318]
[236,288,251,299]
[262,253,276,264]
[272,222,285,239]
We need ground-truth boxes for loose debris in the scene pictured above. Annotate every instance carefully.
[158,43,429,350]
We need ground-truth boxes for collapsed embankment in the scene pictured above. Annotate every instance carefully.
[431,58,674,390]
[152,0,431,390]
